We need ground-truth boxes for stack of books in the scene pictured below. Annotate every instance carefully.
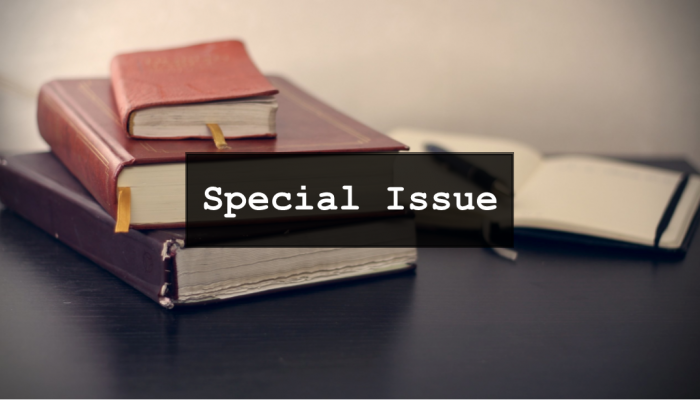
[0,40,417,308]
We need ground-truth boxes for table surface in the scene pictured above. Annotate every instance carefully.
[1,159,699,398]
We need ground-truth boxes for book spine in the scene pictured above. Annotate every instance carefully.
[109,56,131,130]
[0,156,174,307]
[37,81,126,219]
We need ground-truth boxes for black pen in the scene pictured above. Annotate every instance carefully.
[425,143,512,195]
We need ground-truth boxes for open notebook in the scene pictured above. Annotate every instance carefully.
[390,128,700,253]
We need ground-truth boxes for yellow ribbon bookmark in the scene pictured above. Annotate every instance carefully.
[207,123,230,149]
[114,187,131,233]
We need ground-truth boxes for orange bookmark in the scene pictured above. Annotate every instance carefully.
[114,187,131,233]
[207,123,230,149]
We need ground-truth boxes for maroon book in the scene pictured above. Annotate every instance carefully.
[37,76,408,229]
[0,152,416,308]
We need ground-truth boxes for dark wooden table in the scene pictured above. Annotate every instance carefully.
[1,159,699,398]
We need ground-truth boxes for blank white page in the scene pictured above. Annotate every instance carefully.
[514,155,694,247]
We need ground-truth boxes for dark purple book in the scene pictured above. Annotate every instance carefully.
[0,152,416,308]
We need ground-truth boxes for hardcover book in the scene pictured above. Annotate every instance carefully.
[111,40,279,139]
[0,152,417,308]
[37,76,408,229]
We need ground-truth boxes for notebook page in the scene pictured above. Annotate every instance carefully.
[514,155,686,247]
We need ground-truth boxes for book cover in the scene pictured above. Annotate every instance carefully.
[110,40,278,133]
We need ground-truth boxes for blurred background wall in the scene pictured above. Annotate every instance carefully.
[1,0,698,166]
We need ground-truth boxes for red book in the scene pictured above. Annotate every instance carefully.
[37,76,408,229]
[111,40,279,139]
